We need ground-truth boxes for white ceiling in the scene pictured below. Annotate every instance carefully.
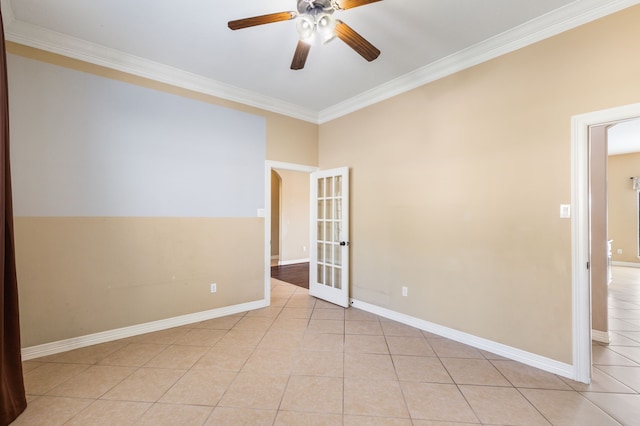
[2,0,639,123]
[609,119,640,156]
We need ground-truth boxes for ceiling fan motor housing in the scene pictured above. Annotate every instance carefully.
[297,0,336,16]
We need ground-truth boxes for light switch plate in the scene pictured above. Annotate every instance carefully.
[560,204,571,218]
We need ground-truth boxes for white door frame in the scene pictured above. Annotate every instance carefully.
[264,161,319,303]
[571,101,640,383]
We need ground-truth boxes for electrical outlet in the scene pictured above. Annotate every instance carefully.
[210,283,217,293]
[617,249,623,254]
[402,286,408,297]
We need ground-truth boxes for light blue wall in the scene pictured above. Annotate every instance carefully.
[8,54,266,217]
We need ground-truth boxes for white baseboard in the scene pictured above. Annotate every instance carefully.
[612,261,640,268]
[278,258,309,266]
[592,329,610,344]
[21,299,268,361]
[350,299,576,381]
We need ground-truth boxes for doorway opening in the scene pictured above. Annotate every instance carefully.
[270,168,311,288]
[263,161,318,303]
[571,102,640,383]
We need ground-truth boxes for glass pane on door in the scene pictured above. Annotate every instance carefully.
[325,244,332,265]
[334,175,342,197]
[325,222,333,242]
[324,265,332,287]
[317,264,324,284]
[333,245,342,267]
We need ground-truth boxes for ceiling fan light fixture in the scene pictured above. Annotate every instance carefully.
[295,15,315,42]
[317,13,337,43]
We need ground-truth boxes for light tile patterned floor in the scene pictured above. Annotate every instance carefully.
[12,266,640,425]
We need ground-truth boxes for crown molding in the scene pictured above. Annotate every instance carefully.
[1,9,319,123]
[3,0,639,124]
[318,0,640,123]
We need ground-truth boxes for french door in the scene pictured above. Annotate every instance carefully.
[309,167,350,307]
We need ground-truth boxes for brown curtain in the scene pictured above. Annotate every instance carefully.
[0,10,27,426]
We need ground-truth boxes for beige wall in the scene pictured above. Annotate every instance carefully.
[277,170,310,263]
[590,126,608,334]
[8,43,319,348]
[609,152,640,264]
[319,6,640,363]
[15,218,264,347]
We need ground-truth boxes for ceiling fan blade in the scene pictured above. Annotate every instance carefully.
[336,0,383,10]
[291,41,311,70]
[334,20,380,62]
[228,11,296,30]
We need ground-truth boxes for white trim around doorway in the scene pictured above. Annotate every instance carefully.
[571,101,640,383]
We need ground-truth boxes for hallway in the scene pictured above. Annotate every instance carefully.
[585,265,640,423]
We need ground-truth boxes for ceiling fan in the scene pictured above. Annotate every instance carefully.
[228,0,382,70]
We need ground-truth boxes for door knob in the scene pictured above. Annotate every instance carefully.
[340,241,350,246]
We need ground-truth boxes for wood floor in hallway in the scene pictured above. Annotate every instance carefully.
[270,262,309,289]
